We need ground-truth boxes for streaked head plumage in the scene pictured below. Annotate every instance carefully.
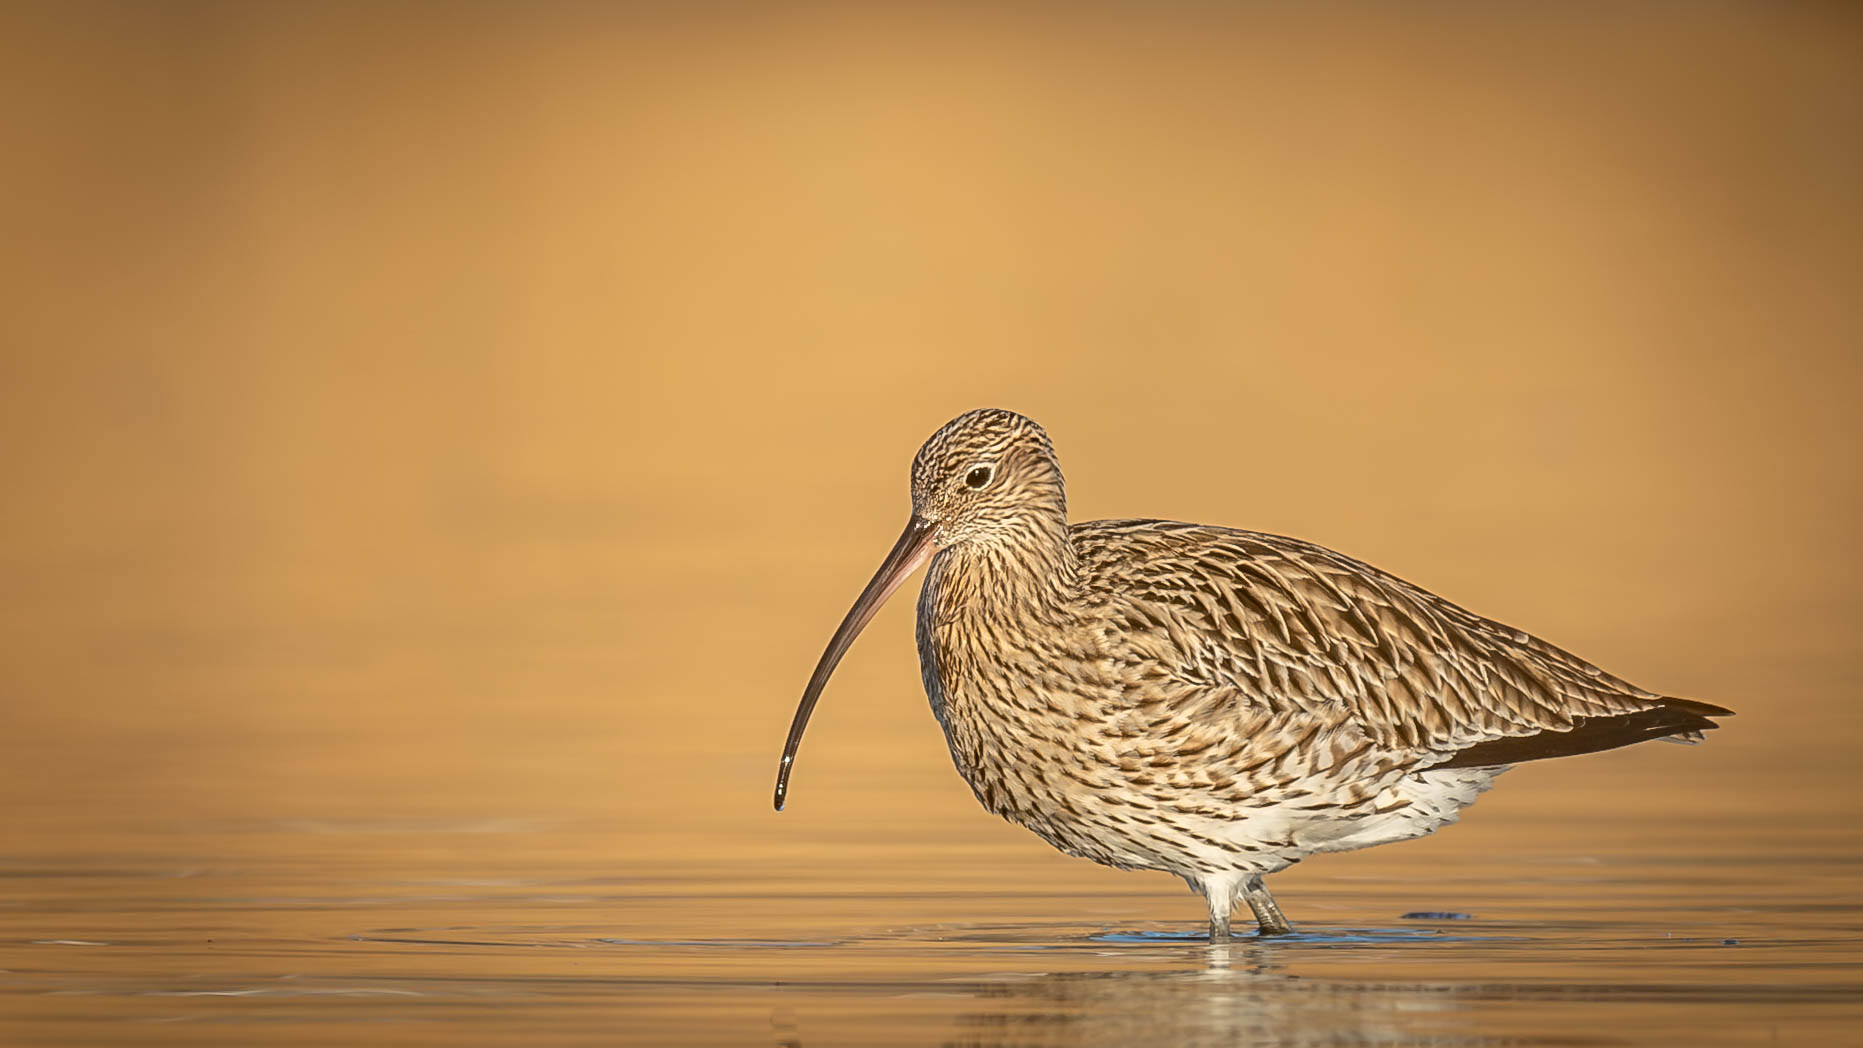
[911,409,1066,548]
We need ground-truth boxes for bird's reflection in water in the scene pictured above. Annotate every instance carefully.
[935,942,1493,1048]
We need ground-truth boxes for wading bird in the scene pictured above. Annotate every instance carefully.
[775,409,1729,939]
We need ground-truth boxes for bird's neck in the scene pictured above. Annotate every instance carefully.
[916,513,1079,813]
[926,514,1078,632]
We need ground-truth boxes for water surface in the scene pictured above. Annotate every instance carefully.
[4,768,1859,1045]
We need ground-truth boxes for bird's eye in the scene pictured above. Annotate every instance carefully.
[965,465,993,489]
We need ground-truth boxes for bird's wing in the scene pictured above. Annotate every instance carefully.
[1072,520,1728,766]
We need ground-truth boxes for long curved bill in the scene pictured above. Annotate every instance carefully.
[775,514,938,811]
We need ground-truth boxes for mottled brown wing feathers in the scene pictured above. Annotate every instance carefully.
[1072,520,1730,763]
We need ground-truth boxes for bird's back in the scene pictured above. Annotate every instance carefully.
[1070,519,1728,768]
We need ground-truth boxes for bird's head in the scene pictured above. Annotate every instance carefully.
[910,408,1067,550]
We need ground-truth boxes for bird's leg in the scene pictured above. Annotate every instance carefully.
[1203,878,1235,942]
[1241,874,1293,936]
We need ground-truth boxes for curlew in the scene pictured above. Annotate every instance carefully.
[775,409,1730,939]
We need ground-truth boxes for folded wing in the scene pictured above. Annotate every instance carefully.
[1074,520,1731,769]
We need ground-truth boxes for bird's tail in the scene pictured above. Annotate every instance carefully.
[1434,697,1733,769]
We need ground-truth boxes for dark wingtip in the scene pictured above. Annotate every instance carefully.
[1434,697,1732,770]
[1660,696,1735,718]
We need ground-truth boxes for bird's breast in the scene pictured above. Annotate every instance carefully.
[913,557,1109,825]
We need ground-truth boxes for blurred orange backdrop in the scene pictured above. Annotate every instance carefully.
[1,4,1857,863]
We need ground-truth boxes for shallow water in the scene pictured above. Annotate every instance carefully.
[3,782,1859,1045]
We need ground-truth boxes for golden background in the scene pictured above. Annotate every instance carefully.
[2,4,1858,891]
